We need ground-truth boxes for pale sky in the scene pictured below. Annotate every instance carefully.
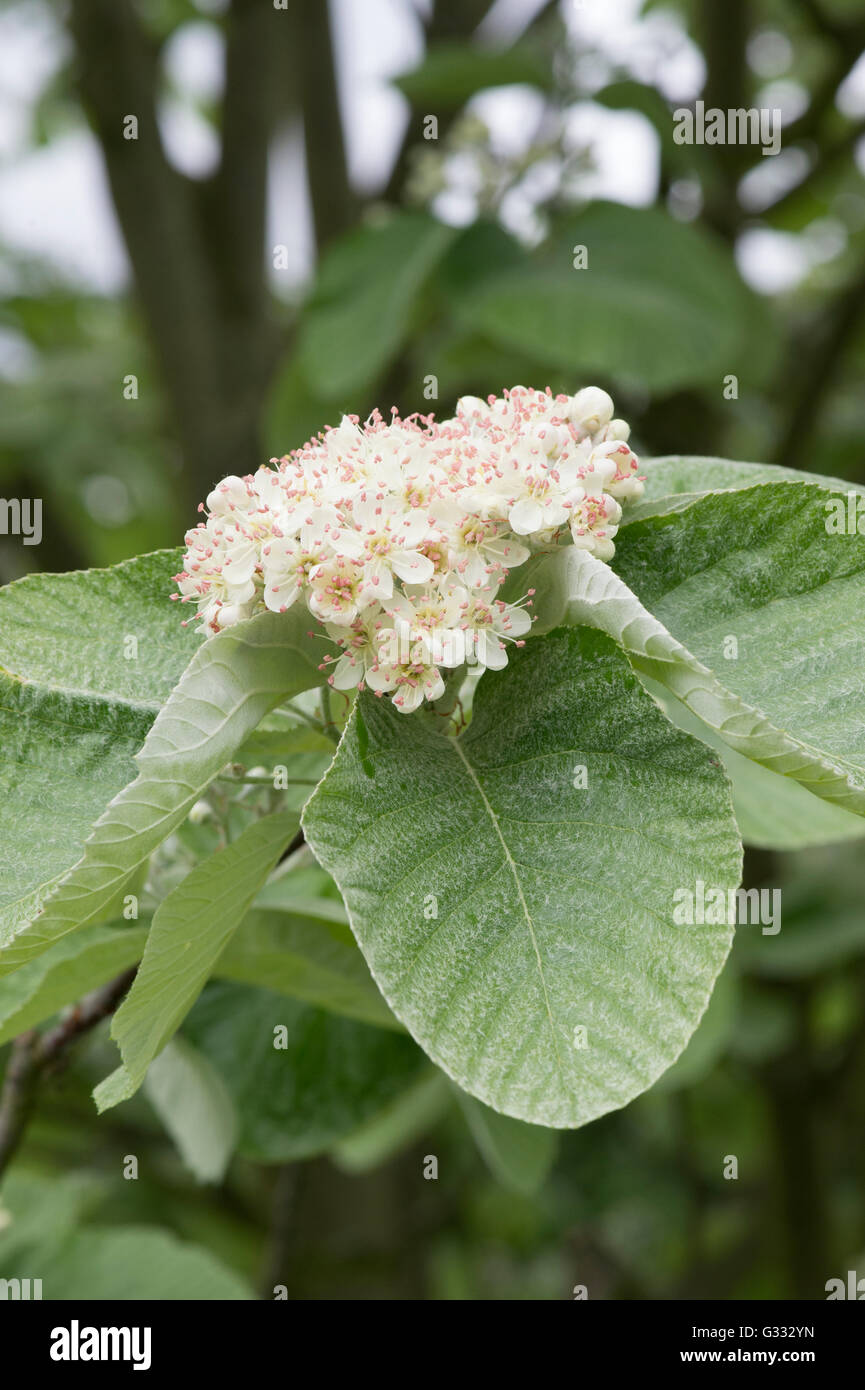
[0,0,861,304]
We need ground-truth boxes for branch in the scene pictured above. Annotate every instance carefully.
[291,0,356,250]
[0,967,137,1181]
[696,0,753,240]
[69,0,228,500]
[203,0,288,462]
[278,825,306,864]
[759,980,829,1297]
[258,1162,299,1298]
[68,0,293,495]
[0,1034,40,1184]
[210,0,278,325]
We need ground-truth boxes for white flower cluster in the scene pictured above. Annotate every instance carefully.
[174,386,643,713]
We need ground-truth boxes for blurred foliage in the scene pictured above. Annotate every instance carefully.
[1,0,865,1300]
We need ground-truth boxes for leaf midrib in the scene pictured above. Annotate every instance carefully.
[450,736,567,1082]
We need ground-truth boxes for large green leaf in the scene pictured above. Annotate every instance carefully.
[183,981,427,1161]
[612,483,865,814]
[528,487,865,818]
[627,456,860,524]
[303,626,742,1128]
[455,203,755,392]
[0,548,191,706]
[94,810,299,1111]
[0,551,192,950]
[0,678,151,946]
[0,608,328,977]
[642,677,865,850]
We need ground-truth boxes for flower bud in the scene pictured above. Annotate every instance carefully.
[569,387,614,435]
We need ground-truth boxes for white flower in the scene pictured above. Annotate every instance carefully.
[569,491,622,560]
[463,594,532,670]
[176,383,644,708]
[261,526,330,614]
[217,521,258,593]
[603,443,644,501]
[384,578,469,668]
[307,556,366,626]
[323,608,396,691]
[337,493,436,602]
[372,649,446,713]
[211,601,252,630]
[205,475,253,517]
[437,507,530,587]
[499,445,586,536]
[568,386,615,436]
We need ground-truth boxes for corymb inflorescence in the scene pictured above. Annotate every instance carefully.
[174,385,644,712]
